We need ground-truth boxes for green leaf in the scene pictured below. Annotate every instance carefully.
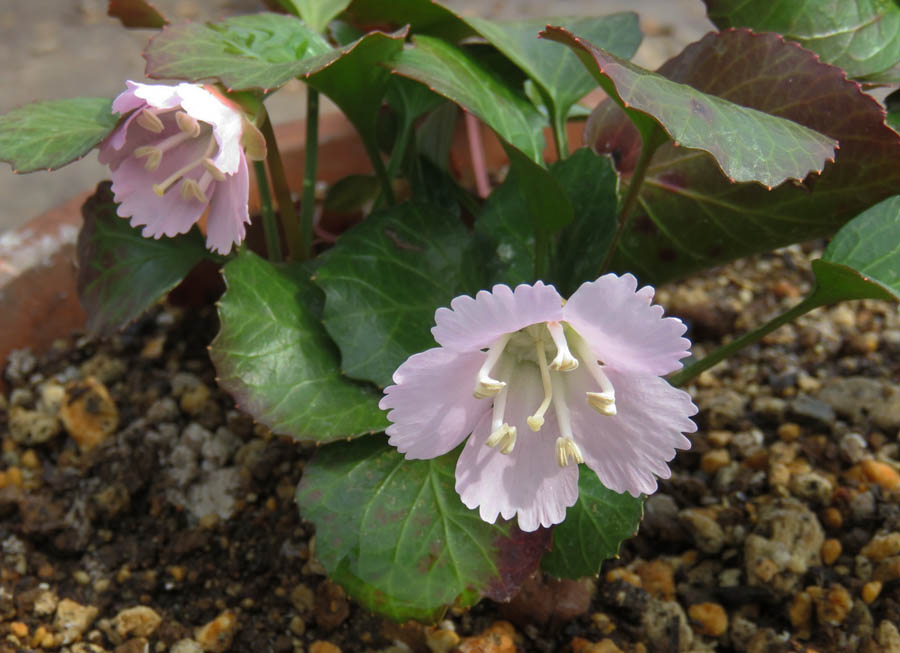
[463,14,641,131]
[810,194,900,304]
[315,202,484,388]
[107,0,168,28]
[76,182,208,337]
[302,29,407,155]
[209,249,387,440]
[296,437,550,622]
[475,148,618,290]
[278,0,350,32]
[542,469,643,578]
[586,29,900,285]
[504,144,573,233]
[543,26,836,189]
[341,0,474,41]
[392,35,548,164]
[704,0,900,82]
[144,13,331,91]
[0,98,117,173]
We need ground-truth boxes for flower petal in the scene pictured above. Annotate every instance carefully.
[175,84,244,175]
[127,80,184,111]
[205,153,250,254]
[380,348,489,459]
[455,362,579,531]
[567,366,696,497]
[564,273,690,376]
[432,282,564,352]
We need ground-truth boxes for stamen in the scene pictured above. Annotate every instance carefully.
[571,334,617,416]
[485,359,516,454]
[203,158,226,181]
[136,110,164,133]
[526,338,553,431]
[474,333,512,399]
[547,322,579,371]
[175,111,201,137]
[551,371,583,467]
[152,137,218,197]
[181,178,208,203]
[486,424,517,455]
[133,146,162,171]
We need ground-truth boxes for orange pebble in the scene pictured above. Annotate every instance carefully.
[861,460,900,490]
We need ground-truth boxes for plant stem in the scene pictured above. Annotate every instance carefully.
[299,88,320,260]
[387,117,414,181]
[599,135,658,275]
[466,112,490,199]
[668,294,823,387]
[252,160,282,262]
[552,110,570,160]
[260,114,303,260]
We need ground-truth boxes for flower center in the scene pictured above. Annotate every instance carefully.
[133,109,222,202]
[474,322,617,466]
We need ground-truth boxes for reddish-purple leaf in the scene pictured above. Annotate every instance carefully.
[107,0,167,29]
[586,29,900,284]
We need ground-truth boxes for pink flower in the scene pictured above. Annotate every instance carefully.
[98,81,265,255]
[379,274,698,532]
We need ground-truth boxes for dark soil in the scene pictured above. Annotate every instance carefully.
[2,243,900,653]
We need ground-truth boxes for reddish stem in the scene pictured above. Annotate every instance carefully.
[465,112,490,199]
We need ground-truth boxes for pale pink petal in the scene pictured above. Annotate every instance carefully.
[432,282,564,352]
[129,80,184,111]
[455,363,579,531]
[381,348,489,459]
[98,110,179,168]
[567,366,696,497]
[176,84,244,175]
[110,81,150,114]
[205,154,250,254]
[564,273,690,376]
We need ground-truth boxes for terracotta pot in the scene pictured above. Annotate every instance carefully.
[0,111,587,391]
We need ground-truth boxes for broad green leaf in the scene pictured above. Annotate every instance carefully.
[209,250,387,440]
[296,437,550,622]
[107,0,168,28]
[278,0,350,32]
[810,194,900,303]
[504,144,573,234]
[76,183,207,337]
[475,148,618,290]
[303,29,407,157]
[315,202,484,388]
[543,26,836,189]
[463,14,641,136]
[705,0,900,82]
[585,29,900,285]
[0,98,117,173]
[144,13,331,90]
[542,469,643,578]
[341,0,474,41]
[392,35,548,164]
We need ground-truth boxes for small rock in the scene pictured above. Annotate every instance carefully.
[425,625,460,653]
[80,353,127,384]
[687,602,728,637]
[679,507,725,553]
[183,467,241,521]
[180,383,211,416]
[59,377,119,450]
[862,581,882,604]
[861,532,900,561]
[8,406,60,445]
[146,398,180,424]
[55,598,99,645]
[789,471,833,505]
[457,621,517,653]
[636,560,675,600]
[732,428,765,458]
[849,489,878,522]
[822,538,842,565]
[309,642,342,653]
[700,449,731,474]
[819,377,900,430]
[291,583,315,613]
[112,606,162,639]
[115,638,149,653]
[170,640,204,653]
[730,615,758,651]
[570,637,623,653]
[201,427,241,466]
[33,589,59,616]
[640,599,693,652]
[642,494,685,541]
[812,584,853,625]
[315,581,350,631]
[840,433,869,464]
[860,460,900,490]
[790,394,835,426]
[777,422,802,442]
[789,591,813,632]
[194,610,237,653]
[874,556,900,582]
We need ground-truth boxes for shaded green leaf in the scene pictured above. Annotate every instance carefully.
[209,249,387,440]
[811,194,900,303]
[392,35,548,164]
[542,469,643,578]
[107,0,168,28]
[705,0,900,81]
[315,202,484,388]
[543,26,836,188]
[278,0,350,32]
[0,98,117,173]
[76,182,207,337]
[463,14,641,131]
[341,0,473,41]
[586,29,900,285]
[144,13,331,90]
[296,437,550,622]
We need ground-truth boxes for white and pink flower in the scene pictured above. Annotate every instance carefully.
[99,81,265,255]
[379,274,698,532]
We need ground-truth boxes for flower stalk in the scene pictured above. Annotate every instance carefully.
[259,113,304,260]
[252,160,282,262]
[299,88,320,261]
